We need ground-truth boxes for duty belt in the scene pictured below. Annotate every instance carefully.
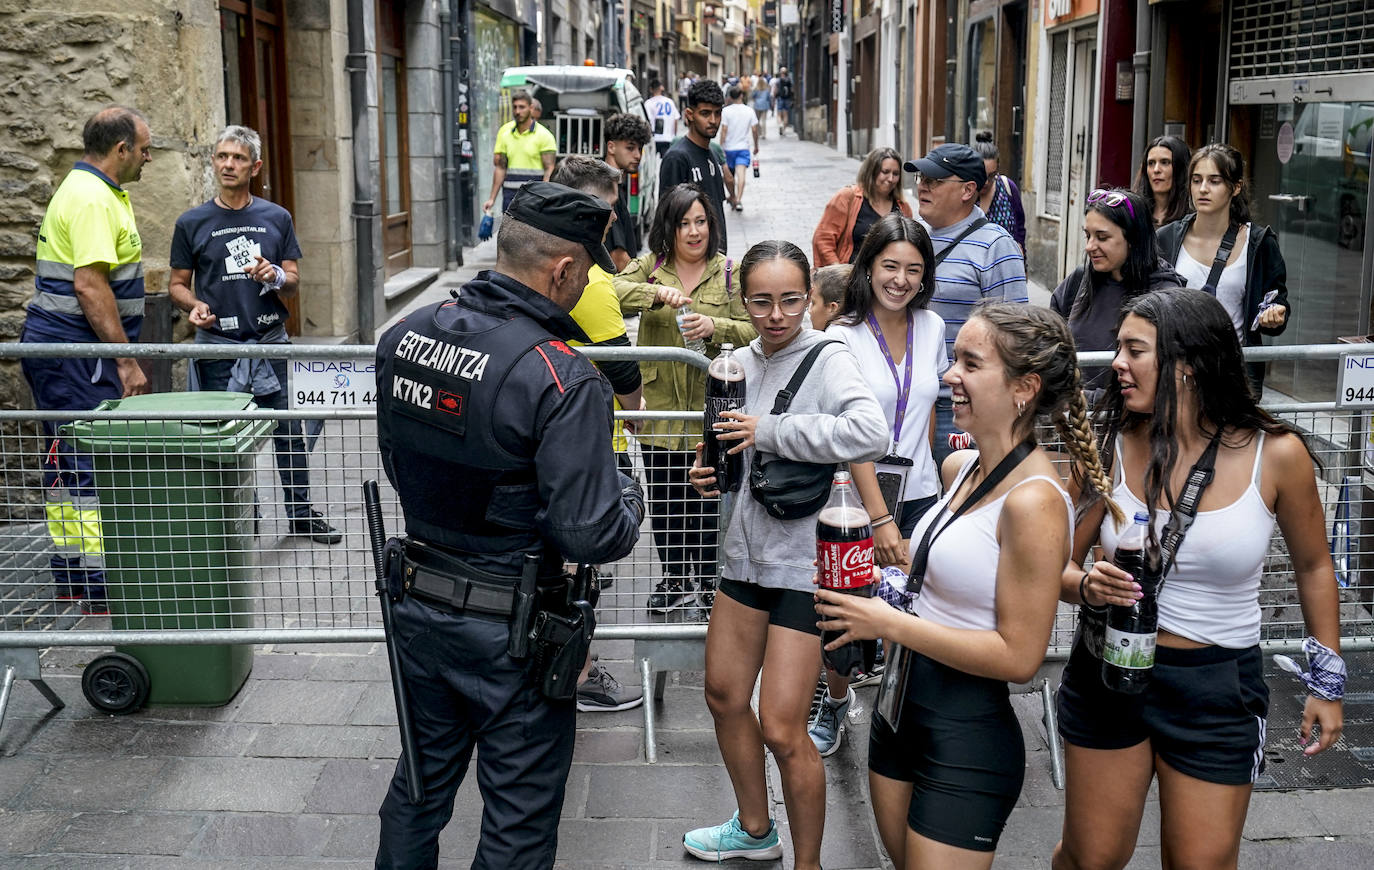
[401,540,558,620]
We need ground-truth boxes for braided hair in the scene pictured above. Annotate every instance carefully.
[971,303,1125,528]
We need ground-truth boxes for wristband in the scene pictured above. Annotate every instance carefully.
[871,515,894,530]
[1273,637,1346,701]
[1078,572,1091,605]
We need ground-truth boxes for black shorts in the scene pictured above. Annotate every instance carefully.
[1057,637,1268,786]
[719,578,820,636]
[868,652,1024,852]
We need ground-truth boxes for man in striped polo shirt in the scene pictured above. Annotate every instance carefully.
[906,143,1027,464]
[21,106,153,610]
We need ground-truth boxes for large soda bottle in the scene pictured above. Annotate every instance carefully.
[816,471,876,677]
[1101,511,1162,693]
[704,343,746,492]
[677,305,708,355]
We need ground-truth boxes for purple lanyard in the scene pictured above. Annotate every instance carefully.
[865,311,914,442]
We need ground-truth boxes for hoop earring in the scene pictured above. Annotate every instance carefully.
[1182,373,1193,390]
[1016,400,1026,418]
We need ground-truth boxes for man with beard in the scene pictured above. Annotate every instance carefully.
[659,79,729,249]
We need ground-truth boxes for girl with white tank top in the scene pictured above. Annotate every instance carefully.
[816,304,1120,866]
[1054,287,1343,870]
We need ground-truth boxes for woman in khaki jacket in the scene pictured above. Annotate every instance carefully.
[615,184,756,614]
[811,147,913,268]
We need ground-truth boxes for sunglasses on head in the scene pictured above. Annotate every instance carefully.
[1087,188,1135,219]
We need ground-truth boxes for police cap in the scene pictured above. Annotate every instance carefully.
[505,181,617,274]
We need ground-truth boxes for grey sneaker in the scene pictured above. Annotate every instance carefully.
[808,687,854,757]
[576,663,643,712]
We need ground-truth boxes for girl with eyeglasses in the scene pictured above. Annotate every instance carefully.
[1131,135,1191,228]
[685,240,888,869]
[807,214,947,757]
[812,147,914,268]
[1050,187,1184,398]
[615,184,757,613]
[1052,287,1342,870]
[1156,144,1290,392]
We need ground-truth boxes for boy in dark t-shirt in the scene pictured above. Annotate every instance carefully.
[659,80,729,250]
[168,126,340,545]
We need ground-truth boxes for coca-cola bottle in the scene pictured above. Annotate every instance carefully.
[816,471,876,676]
[704,344,746,492]
[752,157,760,178]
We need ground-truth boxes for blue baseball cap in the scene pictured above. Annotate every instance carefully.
[904,144,988,188]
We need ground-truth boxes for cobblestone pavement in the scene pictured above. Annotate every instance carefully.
[3,118,1372,868]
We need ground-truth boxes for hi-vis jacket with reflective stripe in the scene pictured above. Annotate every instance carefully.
[26,162,145,342]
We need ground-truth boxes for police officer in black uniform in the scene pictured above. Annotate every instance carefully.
[374,182,645,870]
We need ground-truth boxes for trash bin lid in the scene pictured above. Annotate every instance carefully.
[63,391,276,460]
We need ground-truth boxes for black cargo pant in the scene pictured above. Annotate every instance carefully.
[375,594,576,870]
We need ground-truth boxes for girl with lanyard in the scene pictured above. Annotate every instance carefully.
[1156,144,1289,391]
[1053,288,1343,870]
[817,304,1119,869]
[809,214,947,757]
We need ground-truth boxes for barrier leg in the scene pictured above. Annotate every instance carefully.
[1041,679,1065,790]
[0,649,65,734]
[641,656,657,764]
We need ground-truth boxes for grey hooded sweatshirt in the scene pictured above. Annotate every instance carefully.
[720,328,888,593]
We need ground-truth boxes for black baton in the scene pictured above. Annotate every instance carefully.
[508,553,541,659]
[364,479,424,806]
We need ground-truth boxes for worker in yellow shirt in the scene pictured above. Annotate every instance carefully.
[482,89,558,215]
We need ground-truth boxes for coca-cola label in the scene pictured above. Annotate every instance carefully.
[817,537,874,589]
[705,395,745,426]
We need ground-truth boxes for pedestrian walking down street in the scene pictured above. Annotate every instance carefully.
[719,86,759,213]
[1132,134,1191,228]
[1049,186,1184,398]
[811,214,946,757]
[1156,143,1289,392]
[644,78,681,158]
[750,71,773,138]
[1053,288,1343,870]
[21,106,153,611]
[970,132,1027,251]
[686,241,887,870]
[481,89,557,217]
[168,125,340,545]
[772,68,794,134]
[614,186,755,612]
[660,80,731,250]
[817,304,1114,868]
[908,142,1027,467]
[373,182,644,870]
[812,147,913,268]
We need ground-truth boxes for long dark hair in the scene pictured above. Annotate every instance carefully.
[739,240,812,294]
[1189,143,1251,224]
[648,183,722,262]
[1132,135,1191,225]
[838,213,936,326]
[1097,288,1308,532]
[1069,187,1161,322]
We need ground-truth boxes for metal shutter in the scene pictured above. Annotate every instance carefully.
[1231,0,1374,79]
[1044,31,1069,215]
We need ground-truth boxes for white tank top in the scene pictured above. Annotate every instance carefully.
[1098,433,1275,648]
[1174,223,1250,342]
[907,457,1074,631]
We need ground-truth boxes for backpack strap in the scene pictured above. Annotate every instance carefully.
[933,218,988,267]
[770,341,838,414]
[645,255,667,285]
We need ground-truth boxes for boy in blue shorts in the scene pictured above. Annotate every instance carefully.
[718,86,758,212]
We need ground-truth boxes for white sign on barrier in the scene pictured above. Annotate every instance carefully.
[289,359,379,409]
[1338,352,1374,408]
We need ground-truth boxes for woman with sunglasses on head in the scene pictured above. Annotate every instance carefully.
[615,184,756,613]
[1050,187,1184,399]
[970,132,1026,250]
[812,147,914,268]
[1053,287,1343,870]
[1156,144,1290,392]
[817,304,1118,870]
[807,214,947,758]
[1132,135,1191,228]
[685,241,888,869]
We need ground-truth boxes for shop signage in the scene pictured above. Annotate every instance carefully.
[830,0,844,33]
[1044,0,1098,28]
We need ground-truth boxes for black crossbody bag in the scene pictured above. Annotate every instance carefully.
[748,341,839,520]
[1076,432,1223,659]
[874,438,1035,732]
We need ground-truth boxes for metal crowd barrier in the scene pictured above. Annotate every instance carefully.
[0,342,1371,771]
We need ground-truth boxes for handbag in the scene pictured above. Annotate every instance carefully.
[874,438,1036,732]
[747,341,839,521]
[1075,431,1223,659]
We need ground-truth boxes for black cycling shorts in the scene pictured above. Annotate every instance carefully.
[1057,638,1268,786]
[867,652,1024,852]
[719,578,820,636]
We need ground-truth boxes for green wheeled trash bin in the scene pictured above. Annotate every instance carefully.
[65,391,275,712]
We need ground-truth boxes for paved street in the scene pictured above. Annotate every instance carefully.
[2,117,1372,869]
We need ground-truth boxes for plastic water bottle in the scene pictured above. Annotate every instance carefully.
[677,305,707,355]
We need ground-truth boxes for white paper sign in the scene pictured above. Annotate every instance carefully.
[289,359,379,409]
[1315,104,1344,158]
[1338,353,1374,408]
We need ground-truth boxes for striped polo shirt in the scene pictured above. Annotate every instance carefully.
[26,162,144,342]
[926,205,1027,360]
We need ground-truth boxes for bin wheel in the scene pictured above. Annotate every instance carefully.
[82,653,150,715]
